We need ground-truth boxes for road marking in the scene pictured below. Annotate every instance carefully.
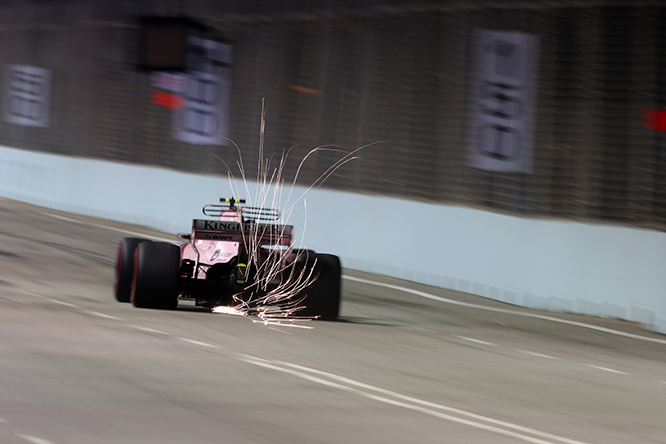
[344,275,666,345]
[130,325,171,335]
[493,317,510,327]
[18,436,56,444]
[238,354,590,444]
[178,337,220,349]
[456,336,496,346]
[42,213,81,223]
[42,211,175,242]
[403,324,433,332]
[47,299,78,308]
[19,291,80,308]
[85,311,122,321]
[517,350,561,360]
[585,364,631,375]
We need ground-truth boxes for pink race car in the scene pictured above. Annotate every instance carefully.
[113,198,341,320]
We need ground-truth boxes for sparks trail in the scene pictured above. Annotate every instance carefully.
[113,103,378,323]
[200,99,380,327]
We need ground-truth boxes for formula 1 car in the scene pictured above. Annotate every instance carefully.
[113,198,341,320]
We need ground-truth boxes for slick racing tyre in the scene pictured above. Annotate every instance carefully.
[132,242,180,310]
[295,253,341,321]
[114,237,152,303]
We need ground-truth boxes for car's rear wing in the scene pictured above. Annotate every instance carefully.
[203,201,281,222]
[192,219,293,246]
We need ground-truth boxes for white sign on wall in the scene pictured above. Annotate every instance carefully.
[467,30,539,173]
[173,37,233,145]
[4,64,51,127]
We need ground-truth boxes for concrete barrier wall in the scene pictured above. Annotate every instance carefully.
[2,145,665,334]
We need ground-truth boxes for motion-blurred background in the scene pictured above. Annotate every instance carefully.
[1,0,663,230]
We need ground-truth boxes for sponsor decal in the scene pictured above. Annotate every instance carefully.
[194,219,291,236]
[203,234,234,241]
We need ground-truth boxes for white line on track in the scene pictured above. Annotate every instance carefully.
[403,324,433,332]
[47,299,78,308]
[18,435,56,444]
[237,354,590,444]
[130,325,171,335]
[177,337,220,349]
[18,291,80,308]
[41,211,175,242]
[41,213,82,223]
[517,350,561,360]
[455,336,496,346]
[344,275,666,345]
[84,311,122,321]
[585,364,631,375]
[0,416,7,423]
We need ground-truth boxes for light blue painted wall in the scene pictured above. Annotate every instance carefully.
[2,145,665,333]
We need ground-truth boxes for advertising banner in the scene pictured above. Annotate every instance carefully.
[4,65,51,127]
[467,30,539,173]
[172,37,233,145]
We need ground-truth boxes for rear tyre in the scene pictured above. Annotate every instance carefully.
[295,253,341,320]
[132,242,180,310]
[114,237,151,303]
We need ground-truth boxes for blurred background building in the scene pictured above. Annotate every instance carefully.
[0,0,664,230]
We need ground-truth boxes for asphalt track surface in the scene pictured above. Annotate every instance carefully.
[1,198,666,444]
